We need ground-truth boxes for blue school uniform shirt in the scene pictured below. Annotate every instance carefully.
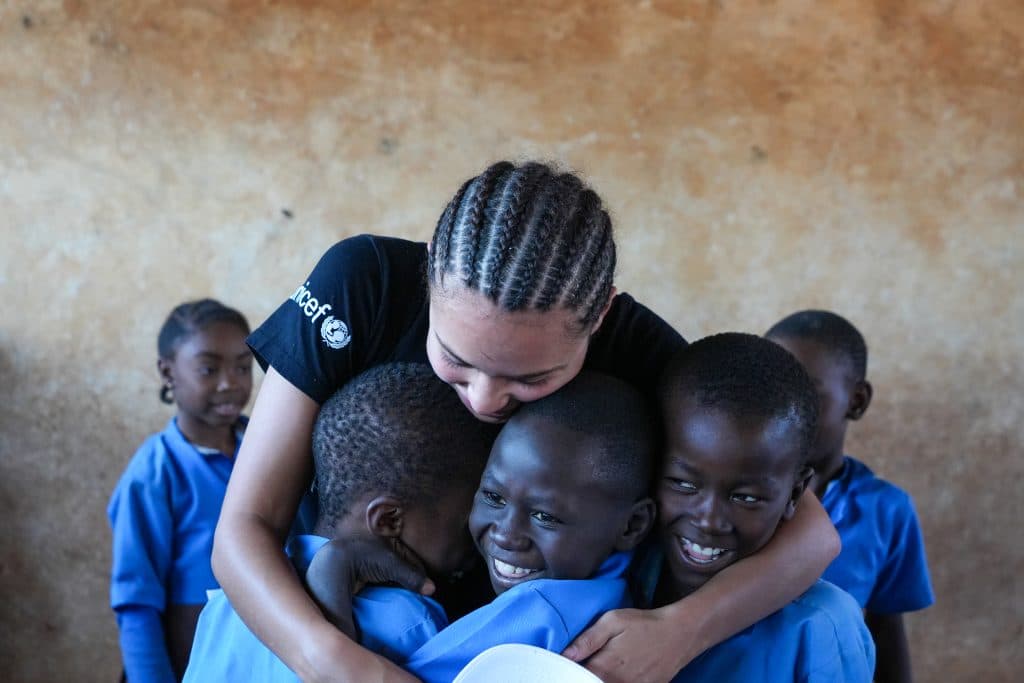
[672,580,875,682]
[403,551,633,683]
[183,535,448,682]
[108,417,246,681]
[631,545,874,682]
[822,456,935,614]
[108,417,245,611]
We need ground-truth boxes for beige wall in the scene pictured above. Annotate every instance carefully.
[2,1,1021,680]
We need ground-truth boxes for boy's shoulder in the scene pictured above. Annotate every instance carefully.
[786,579,867,628]
[827,456,915,509]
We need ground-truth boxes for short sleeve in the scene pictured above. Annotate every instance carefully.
[354,587,449,664]
[403,588,571,683]
[247,235,429,404]
[584,293,687,397]
[108,449,174,611]
[866,492,935,614]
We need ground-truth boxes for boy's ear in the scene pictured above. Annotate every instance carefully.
[614,497,656,552]
[783,466,815,521]
[846,380,873,421]
[365,496,405,539]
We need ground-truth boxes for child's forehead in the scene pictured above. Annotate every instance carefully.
[669,403,802,467]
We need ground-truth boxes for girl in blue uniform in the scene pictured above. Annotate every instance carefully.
[108,299,253,682]
[212,161,841,683]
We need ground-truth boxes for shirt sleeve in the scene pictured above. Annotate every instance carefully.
[403,588,572,683]
[116,605,177,683]
[353,587,449,664]
[866,491,935,614]
[585,292,687,397]
[109,451,174,612]
[246,235,391,404]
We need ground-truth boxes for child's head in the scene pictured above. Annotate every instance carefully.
[765,310,873,470]
[657,333,818,600]
[156,298,252,429]
[425,161,618,423]
[468,372,656,594]
[312,363,500,581]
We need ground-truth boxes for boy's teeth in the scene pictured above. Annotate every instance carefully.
[682,538,725,560]
[493,558,539,578]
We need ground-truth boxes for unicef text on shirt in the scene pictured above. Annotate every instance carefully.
[290,281,351,349]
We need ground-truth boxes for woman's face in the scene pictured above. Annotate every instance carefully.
[426,286,598,423]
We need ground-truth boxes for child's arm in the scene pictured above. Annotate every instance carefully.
[211,368,422,683]
[866,611,912,683]
[564,488,839,683]
[116,606,177,683]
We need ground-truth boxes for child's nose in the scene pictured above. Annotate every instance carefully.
[691,494,730,534]
[490,512,530,551]
[466,377,511,416]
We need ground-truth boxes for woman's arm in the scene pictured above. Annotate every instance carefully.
[211,368,420,683]
[565,489,839,683]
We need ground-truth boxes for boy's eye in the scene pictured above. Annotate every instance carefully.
[236,363,252,375]
[480,490,504,507]
[517,376,549,388]
[731,493,763,505]
[530,511,562,527]
[666,478,697,493]
[198,366,216,376]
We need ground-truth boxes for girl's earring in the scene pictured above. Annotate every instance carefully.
[160,382,174,405]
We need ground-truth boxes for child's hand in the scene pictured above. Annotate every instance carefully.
[305,537,434,637]
[563,607,694,683]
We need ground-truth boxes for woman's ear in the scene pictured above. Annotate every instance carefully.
[365,496,405,539]
[846,380,873,421]
[783,466,815,521]
[614,497,656,552]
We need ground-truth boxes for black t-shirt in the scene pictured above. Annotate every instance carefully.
[248,234,687,404]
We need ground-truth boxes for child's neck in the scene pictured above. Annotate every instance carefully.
[176,415,237,457]
[810,451,847,498]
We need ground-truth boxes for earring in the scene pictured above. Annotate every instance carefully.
[160,382,174,405]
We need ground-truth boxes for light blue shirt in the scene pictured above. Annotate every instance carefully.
[671,580,876,682]
[822,456,935,614]
[404,551,633,683]
[183,535,448,682]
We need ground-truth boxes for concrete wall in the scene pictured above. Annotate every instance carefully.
[2,1,1021,680]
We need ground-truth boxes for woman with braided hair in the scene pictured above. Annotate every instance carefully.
[212,161,839,683]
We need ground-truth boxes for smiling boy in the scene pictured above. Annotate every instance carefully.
[397,371,657,682]
[647,333,875,682]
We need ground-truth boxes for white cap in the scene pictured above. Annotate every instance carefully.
[452,643,605,683]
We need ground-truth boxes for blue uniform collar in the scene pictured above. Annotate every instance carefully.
[166,416,247,459]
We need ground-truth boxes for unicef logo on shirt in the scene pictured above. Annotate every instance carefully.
[320,316,352,350]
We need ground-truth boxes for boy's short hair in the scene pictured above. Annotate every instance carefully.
[514,371,656,499]
[765,309,868,381]
[661,333,819,466]
[312,363,500,527]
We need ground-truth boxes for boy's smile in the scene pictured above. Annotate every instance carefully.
[469,415,641,595]
[658,401,809,600]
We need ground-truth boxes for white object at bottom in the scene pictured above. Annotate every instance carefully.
[452,643,605,683]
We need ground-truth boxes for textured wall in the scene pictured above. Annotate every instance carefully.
[1,1,1021,680]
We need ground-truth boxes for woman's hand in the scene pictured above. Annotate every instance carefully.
[563,605,697,683]
[304,537,433,639]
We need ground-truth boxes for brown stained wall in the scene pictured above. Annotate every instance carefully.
[1,1,1021,680]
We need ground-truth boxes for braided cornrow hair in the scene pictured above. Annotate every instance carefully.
[428,161,616,332]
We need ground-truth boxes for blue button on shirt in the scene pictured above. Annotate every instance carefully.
[822,456,935,614]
